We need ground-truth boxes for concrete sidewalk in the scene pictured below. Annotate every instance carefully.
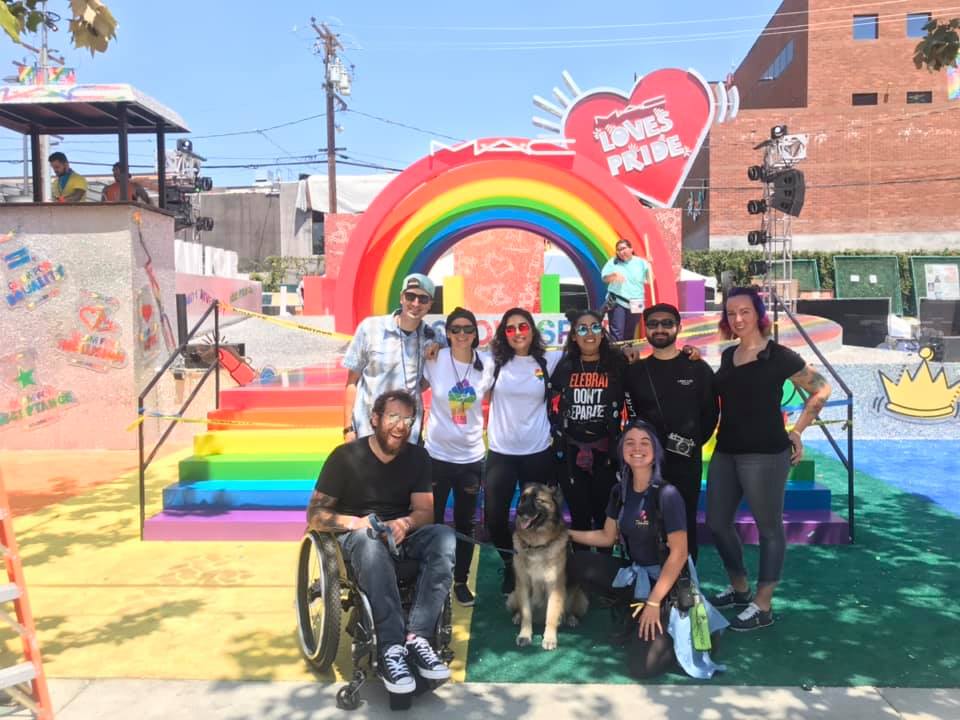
[5,679,957,719]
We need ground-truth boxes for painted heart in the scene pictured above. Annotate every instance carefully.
[141,304,153,321]
[79,305,109,331]
[562,68,714,208]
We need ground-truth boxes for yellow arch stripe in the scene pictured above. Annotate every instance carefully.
[372,178,623,313]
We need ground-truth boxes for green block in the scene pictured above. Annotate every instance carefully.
[540,274,561,313]
[790,459,815,482]
[178,453,329,482]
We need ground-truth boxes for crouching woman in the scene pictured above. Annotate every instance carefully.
[569,419,728,679]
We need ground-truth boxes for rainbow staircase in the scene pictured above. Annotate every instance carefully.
[144,366,849,544]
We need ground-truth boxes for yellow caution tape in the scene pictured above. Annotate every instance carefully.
[126,411,315,432]
[221,303,354,342]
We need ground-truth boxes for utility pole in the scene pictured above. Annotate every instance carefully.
[311,18,343,215]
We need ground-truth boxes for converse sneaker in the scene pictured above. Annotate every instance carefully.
[405,636,451,680]
[378,644,416,693]
[710,584,755,608]
[730,602,774,632]
[454,582,475,607]
[500,564,515,596]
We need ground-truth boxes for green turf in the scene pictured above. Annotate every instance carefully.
[464,449,960,686]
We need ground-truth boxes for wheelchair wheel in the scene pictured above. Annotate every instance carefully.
[296,531,341,671]
[435,595,454,664]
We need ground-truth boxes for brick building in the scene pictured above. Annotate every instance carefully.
[702,0,960,251]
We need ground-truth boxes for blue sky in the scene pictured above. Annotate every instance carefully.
[0,0,782,187]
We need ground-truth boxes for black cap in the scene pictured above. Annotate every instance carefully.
[642,303,681,324]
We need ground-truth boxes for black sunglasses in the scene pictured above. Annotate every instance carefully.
[403,291,431,305]
[448,325,477,335]
[646,319,677,329]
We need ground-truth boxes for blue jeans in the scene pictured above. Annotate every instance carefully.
[337,524,455,650]
[607,303,640,342]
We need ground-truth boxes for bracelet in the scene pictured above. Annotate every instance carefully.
[645,599,660,608]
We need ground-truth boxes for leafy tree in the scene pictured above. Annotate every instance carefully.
[914,17,960,71]
[0,0,117,56]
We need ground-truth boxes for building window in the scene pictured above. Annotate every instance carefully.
[761,39,795,81]
[852,92,879,105]
[906,12,932,37]
[906,90,933,104]
[853,14,879,40]
[312,211,325,255]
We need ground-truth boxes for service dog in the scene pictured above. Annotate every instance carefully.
[506,483,589,650]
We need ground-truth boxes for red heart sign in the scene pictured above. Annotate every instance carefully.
[562,68,714,208]
[141,304,153,321]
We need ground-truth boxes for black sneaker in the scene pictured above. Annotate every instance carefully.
[405,636,451,681]
[711,584,755,608]
[378,644,416,694]
[500,564,515,596]
[454,582,475,607]
[729,602,774,632]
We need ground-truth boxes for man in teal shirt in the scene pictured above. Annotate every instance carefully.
[601,239,651,342]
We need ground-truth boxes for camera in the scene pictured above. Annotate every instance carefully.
[665,432,694,458]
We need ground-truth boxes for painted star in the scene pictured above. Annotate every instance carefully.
[15,367,36,388]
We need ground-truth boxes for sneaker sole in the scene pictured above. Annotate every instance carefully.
[456,599,475,607]
[414,666,452,681]
[379,675,416,694]
[729,618,775,632]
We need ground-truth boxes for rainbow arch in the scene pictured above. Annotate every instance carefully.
[334,139,678,332]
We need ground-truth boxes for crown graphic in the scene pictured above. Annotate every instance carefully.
[879,347,960,419]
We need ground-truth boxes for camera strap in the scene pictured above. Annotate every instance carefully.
[644,361,668,431]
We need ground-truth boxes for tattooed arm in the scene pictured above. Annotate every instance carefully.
[306,490,371,533]
[788,364,832,463]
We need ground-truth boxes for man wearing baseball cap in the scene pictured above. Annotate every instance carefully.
[343,273,443,443]
[624,303,718,561]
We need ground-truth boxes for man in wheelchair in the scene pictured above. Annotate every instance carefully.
[307,389,456,695]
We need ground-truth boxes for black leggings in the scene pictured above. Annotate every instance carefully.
[431,457,481,584]
[662,455,703,563]
[484,448,556,564]
[570,550,678,679]
[559,447,617,551]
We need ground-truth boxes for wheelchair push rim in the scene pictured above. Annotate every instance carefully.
[295,531,341,671]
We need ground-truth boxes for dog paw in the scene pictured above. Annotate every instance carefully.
[512,613,521,625]
[565,615,580,628]
[541,635,558,651]
[516,633,532,647]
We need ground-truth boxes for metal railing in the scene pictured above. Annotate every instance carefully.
[137,300,220,540]
[773,294,856,542]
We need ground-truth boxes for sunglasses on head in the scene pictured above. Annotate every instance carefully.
[646,319,677,329]
[504,322,531,336]
[575,322,603,336]
[403,291,431,305]
[448,325,477,335]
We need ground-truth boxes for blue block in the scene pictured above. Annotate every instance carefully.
[696,482,832,512]
[163,479,316,510]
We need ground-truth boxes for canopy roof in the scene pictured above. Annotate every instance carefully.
[0,83,188,135]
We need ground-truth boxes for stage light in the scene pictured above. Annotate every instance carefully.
[749,260,769,274]
[747,199,767,215]
[197,176,213,192]
[177,139,193,153]
[747,230,769,246]
[747,165,766,181]
[771,125,788,139]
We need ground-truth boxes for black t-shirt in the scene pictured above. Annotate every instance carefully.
[625,354,718,464]
[313,438,432,521]
[605,482,686,566]
[550,354,625,442]
[714,340,806,454]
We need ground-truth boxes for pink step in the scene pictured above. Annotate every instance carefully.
[144,510,305,541]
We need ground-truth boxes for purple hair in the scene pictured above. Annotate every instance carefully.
[718,286,772,340]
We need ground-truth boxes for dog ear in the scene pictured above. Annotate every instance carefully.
[552,484,564,507]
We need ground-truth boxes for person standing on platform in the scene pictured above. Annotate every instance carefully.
[48,152,87,203]
[101,163,152,204]
[625,303,718,562]
[422,307,495,607]
[601,239,651,342]
[706,287,831,631]
[550,309,626,547]
[342,273,441,444]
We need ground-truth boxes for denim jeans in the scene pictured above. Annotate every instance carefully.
[337,524,455,650]
[607,303,641,342]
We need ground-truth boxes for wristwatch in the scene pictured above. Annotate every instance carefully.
[342,425,354,437]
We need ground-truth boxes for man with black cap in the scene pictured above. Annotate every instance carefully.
[624,303,719,561]
[343,273,442,444]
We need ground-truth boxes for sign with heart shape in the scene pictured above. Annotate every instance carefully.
[562,68,715,209]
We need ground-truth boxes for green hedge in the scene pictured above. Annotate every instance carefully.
[682,249,960,317]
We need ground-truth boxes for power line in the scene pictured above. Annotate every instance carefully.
[190,112,327,140]
[344,109,463,142]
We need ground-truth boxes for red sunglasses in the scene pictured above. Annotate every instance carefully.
[504,322,531,336]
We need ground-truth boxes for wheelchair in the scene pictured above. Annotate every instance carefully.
[295,529,454,711]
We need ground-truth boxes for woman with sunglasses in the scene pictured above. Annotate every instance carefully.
[601,239,652,342]
[706,287,831,632]
[550,310,625,547]
[486,307,565,595]
[422,307,494,607]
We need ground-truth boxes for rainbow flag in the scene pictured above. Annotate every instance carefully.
[948,63,960,101]
[45,67,76,85]
[17,66,35,84]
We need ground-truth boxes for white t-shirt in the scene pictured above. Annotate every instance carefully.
[487,350,563,456]
[424,349,495,464]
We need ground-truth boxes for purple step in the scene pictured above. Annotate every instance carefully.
[695,510,850,545]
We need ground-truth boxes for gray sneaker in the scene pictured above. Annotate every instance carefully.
[730,602,774,632]
[711,584,755,608]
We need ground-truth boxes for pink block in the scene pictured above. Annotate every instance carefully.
[302,276,337,315]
